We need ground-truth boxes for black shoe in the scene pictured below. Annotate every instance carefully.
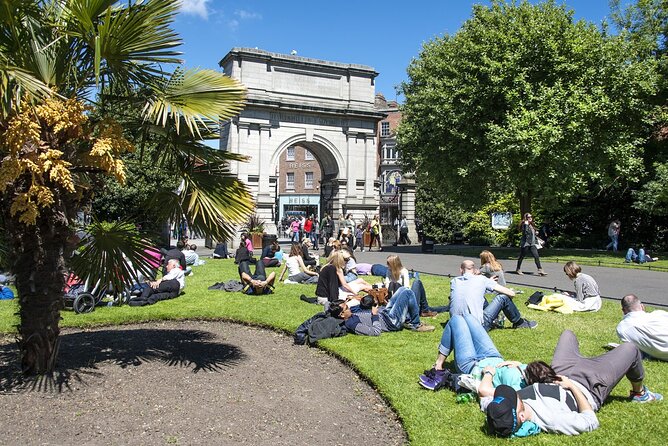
[300,294,318,304]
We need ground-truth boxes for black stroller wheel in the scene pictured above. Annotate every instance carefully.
[73,293,96,314]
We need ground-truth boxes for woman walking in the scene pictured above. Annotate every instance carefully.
[515,213,546,276]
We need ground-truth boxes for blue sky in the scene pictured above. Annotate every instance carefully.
[174,1,615,101]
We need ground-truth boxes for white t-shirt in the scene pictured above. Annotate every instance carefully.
[285,255,302,277]
[162,267,185,290]
[617,310,668,361]
[384,267,410,288]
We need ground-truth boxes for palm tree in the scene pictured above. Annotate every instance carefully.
[0,0,252,375]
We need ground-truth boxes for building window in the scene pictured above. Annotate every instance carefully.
[286,172,295,189]
[383,143,399,160]
[286,146,295,161]
[305,172,314,189]
[304,149,314,160]
[380,121,390,137]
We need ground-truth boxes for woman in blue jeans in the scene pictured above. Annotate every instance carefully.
[419,313,521,390]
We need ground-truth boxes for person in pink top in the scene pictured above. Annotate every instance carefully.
[290,218,300,243]
[242,233,253,252]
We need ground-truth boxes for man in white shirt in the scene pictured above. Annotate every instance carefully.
[129,259,185,306]
[617,294,668,361]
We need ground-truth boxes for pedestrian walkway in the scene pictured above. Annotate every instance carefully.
[353,245,668,308]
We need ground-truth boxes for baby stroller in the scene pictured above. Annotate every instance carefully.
[63,273,131,314]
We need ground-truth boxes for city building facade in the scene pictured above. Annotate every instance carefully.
[218,48,415,241]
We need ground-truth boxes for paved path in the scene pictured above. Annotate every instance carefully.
[189,239,668,308]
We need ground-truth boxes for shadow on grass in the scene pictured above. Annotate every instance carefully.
[0,328,246,393]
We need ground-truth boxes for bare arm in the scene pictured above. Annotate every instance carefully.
[492,283,516,297]
[478,366,496,398]
[297,256,317,276]
[558,376,593,413]
[278,261,288,281]
[337,269,355,293]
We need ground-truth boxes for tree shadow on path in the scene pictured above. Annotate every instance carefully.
[0,328,245,393]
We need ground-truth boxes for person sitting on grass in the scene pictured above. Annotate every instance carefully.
[485,330,662,438]
[279,244,319,284]
[261,241,281,267]
[129,258,185,307]
[479,250,507,286]
[182,244,203,266]
[617,294,668,361]
[560,261,602,312]
[343,288,435,335]
[301,237,318,268]
[450,260,536,330]
[384,255,446,317]
[301,251,371,307]
[238,259,276,295]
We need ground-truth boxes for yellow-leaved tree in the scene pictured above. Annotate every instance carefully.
[0,0,252,375]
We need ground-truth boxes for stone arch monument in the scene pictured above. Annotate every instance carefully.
[219,48,384,235]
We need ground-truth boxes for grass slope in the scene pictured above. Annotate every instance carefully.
[1,259,666,445]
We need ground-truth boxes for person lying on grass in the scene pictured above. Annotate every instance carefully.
[450,260,537,330]
[343,291,435,335]
[419,313,526,391]
[238,259,276,295]
[485,330,663,438]
[559,261,602,312]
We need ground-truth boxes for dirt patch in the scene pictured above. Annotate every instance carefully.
[0,321,405,445]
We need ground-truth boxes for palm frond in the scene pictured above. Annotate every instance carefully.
[69,220,157,292]
[143,68,246,137]
[149,159,254,242]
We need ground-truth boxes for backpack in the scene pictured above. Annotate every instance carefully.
[525,291,544,306]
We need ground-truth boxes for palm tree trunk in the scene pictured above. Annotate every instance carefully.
[5,205,70,375]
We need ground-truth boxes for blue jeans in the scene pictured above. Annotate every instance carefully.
[625,248,649,263]
[606,234,618,252]
[411,279,449,313]
[382,287,421,330]
[482,294,522,330]
[438,314,503,374]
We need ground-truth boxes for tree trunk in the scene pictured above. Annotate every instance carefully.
[5,205,71,375]
[517,190,533,218]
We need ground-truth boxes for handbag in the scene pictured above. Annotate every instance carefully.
[368,286,389,306]
[536,237,545,250]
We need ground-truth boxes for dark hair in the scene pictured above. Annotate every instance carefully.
[359,294,375,309]
[525,361,561,385]
[327,299,346,318]
[176,240,185,250]
[190,244,197,251]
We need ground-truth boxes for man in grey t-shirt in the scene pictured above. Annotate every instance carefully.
[486,330,662,437]
[449,260,536,330]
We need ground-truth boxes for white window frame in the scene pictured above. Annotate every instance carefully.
[304,172,314,189]
[383,143,399,160]
[304,149,314,160]
[286,172,295,189]
[286,146,295,161]
[380,121,390,137]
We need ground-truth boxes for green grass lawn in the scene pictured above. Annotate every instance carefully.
[1,260,666,445]
[436,246,668,271]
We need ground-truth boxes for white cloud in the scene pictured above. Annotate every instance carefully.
[227,19,239,31]
[235,9,262,20]
[180,0,211,20]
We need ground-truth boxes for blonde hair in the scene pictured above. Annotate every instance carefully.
[328,250,346,270]
[479,250,503,272]
[563,261,581,280]
[386,255,404,282]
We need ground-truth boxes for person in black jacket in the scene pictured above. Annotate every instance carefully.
[161,240,187,275]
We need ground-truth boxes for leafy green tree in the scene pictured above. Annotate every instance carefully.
[398,0,658,216]
[0,0,252,375]
[415,185,469,243]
